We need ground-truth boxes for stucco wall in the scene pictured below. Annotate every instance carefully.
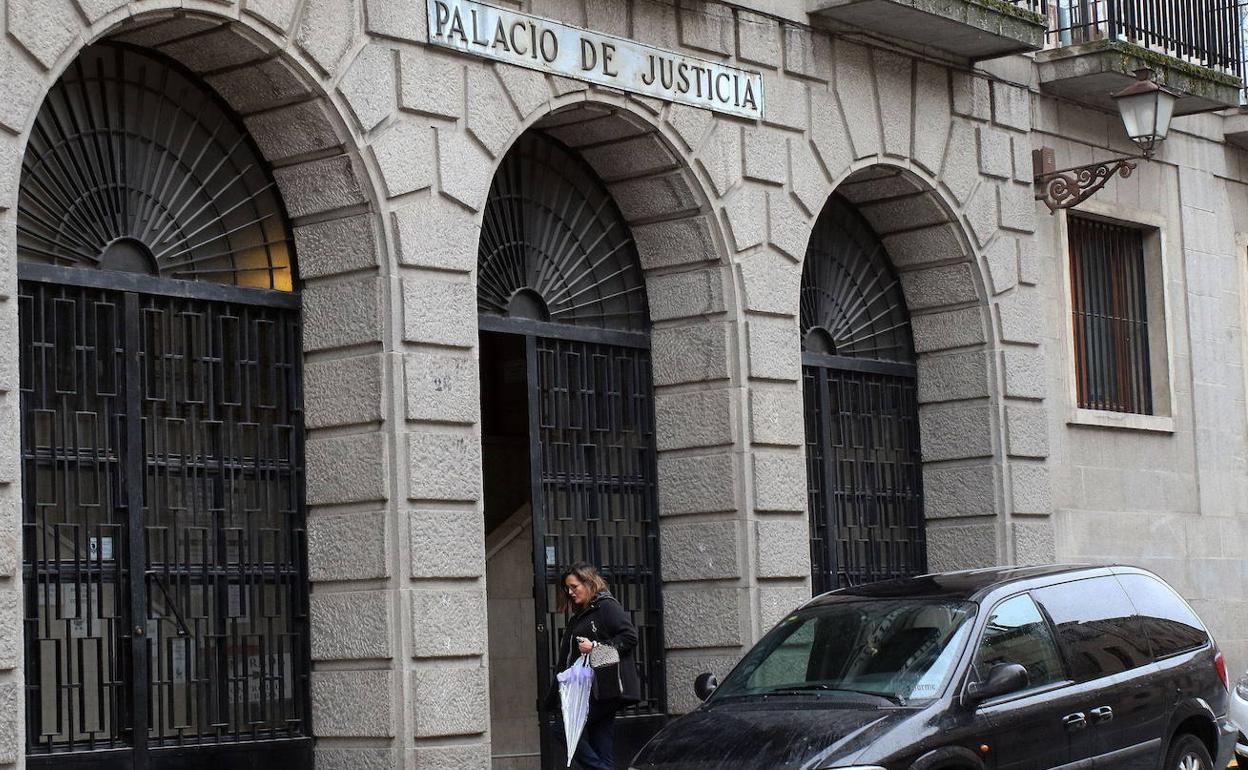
[1032,98,1248,676]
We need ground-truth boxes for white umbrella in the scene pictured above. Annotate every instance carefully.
[557,656,594,767]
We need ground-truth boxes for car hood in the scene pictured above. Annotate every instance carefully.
[630,698,912,770]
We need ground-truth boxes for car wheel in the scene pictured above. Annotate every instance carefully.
[1165,734,1214,770]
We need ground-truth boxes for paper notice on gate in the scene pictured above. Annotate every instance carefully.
[89,536,114,561]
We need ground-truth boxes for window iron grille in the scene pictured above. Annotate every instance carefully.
[533,337,665,723]
[804,366,925,594]
[17,40,309,769]
[1068,217,1153,415]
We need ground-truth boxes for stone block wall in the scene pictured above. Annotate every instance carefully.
[0,0,1062,767]
[0,2,1236,767]
[0,210,20,768]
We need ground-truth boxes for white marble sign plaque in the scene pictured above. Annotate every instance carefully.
[426,0,764,119]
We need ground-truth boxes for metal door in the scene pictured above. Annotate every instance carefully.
[16,40,307,769]
[803,358,924,592]
[801,195,925,594]
[19,271,310,770]
[478,131,666,769]
[528,335,664,767]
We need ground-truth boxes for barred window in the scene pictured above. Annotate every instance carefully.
[1068,217,1153,415]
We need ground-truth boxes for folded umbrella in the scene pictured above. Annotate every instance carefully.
[557,655,595,767]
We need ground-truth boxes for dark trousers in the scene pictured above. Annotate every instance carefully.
[557,702,617,770]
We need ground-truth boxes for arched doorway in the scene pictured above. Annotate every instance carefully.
[478,132,665,770]
[17,43,309,770]
[801,194,925,594]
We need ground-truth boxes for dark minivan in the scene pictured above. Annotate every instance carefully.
[630,565,1237,770]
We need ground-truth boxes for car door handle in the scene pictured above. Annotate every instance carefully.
[1089,706,1114,723]
[1063,712,1088,730]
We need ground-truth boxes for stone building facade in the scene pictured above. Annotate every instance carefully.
[0,0,1242,769]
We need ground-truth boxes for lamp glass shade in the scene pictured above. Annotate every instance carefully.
[1152,91,1176,141]
[1113,72,1178,148]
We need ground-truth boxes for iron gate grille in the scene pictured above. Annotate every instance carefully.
[478,128,665,769]
[17,43,293,291]
[531,335,665,756]
[803,361,925,594]
[800,194,925,594]
[20,276,310,768]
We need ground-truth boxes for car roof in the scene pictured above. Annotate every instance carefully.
[802,563,1121,607]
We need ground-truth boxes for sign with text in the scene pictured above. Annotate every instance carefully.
[426,0,764,119]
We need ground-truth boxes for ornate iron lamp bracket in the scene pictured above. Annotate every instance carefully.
[1032,147,1144,213]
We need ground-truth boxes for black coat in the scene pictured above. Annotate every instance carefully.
[552,591,641,707]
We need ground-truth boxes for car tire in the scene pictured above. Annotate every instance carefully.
[1165,734,1215,770]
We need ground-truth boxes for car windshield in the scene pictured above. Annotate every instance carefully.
[714,599,977,704]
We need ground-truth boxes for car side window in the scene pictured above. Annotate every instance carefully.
[1115,573,1208,657]
[1032,577,1153,682]
[973,594,1066,690]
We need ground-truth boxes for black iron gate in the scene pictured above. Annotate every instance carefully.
[528,333,664,767]
[19,268,310,770]
[801,195,926,595]
[478,130,665,770]
[803,356,925,594]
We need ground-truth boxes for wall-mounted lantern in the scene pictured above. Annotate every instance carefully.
[1034,69,1179,213]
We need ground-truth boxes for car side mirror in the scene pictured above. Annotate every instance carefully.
[693,672,718,701]
[965,663,1028,706]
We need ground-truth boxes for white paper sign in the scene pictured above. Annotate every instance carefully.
[426,0,764,119]
[89,536,114,561]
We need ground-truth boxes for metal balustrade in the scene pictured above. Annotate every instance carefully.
[1006,0,1246,81]
[1006,0,1248,103]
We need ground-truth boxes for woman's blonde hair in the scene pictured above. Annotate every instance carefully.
[556,562,608,613]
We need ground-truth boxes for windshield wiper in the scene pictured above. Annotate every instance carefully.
[766,685,904,704]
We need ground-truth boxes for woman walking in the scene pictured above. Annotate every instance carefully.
[552,562,640,770]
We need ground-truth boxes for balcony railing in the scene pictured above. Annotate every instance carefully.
[1017,0,1245,80]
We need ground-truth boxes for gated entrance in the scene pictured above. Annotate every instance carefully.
[801,195,926,594]
[17,44,309,770]
[479,132,665,770]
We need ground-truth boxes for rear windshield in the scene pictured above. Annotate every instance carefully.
[714,599,977,704]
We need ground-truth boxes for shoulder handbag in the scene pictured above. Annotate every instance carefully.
[587,620,623,701]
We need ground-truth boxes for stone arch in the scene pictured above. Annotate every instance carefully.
[3,7,391,348]
[805,159,1010,575]
[43,7,396,517]
[824,159,994,313]
[11,9,394,452]
[1,5,382,210]
[0,4,399,765]
[461,92,742,330]
[471,93,748,546]
[468,93,751,740]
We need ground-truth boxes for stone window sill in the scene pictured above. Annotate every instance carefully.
[1067,408,1174,434]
